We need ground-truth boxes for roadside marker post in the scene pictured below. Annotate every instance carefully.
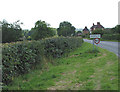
[93,39,94,51]
[90,34,101,52]
[94,38,100,51]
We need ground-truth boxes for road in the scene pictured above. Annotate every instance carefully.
[83,39,119,57]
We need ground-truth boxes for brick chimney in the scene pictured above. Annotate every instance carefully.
[97,22,100,25]
[93,23,94,26]
[85,26,87,29]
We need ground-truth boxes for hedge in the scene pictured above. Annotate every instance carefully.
[2,37,83,85]
[102,34,120,40]
[44,37,83,58]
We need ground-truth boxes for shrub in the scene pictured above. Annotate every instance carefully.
[44,37,83,58]
[2,37,83,85]
[82,34,90,38]
[102,34,120,40]
[2,41,44,85]
[92,29,104,37]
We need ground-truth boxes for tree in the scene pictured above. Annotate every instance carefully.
[31,20,55,40]
[75,31,82,36]
[113,25,120,34]
[103,28,113,34]
[1,20,23,43]
[57,21,75,37]
[92,29,104,36]
[102,25,120,34]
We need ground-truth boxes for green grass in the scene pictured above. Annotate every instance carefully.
[4,42,118,90]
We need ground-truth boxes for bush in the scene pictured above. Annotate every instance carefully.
[82,34,90,38]
[92,29,104,37]
[2,37,83,85]
[102,34,120,40]
[2,41,44,85]
[44,37,83,58]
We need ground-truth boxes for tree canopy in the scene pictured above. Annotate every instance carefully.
[112,25,120,34]
[92,29,104,36]
[1,20,23,43]
[57,21,75,37]
[31,20,56,40]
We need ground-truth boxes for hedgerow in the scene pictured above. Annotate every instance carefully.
[2,37,83,85]
[44,37,83,58]
[2,41,44,85]
[102,34,120,40]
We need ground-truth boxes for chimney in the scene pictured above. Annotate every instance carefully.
[93,23,94,26]
[97,22,100,25]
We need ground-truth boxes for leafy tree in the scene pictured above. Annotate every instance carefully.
[103,29,113,34]
[92,29,104,36]
[1,20,23,43]
[75,31,82,36]
[31,20,55,40]
[57,21,75,37]
[103,25,120,34]
[49,28,57,36]
[113,25,120,34]
[76,31,82,34]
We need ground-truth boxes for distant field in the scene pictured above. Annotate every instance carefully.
[3,42,118,90]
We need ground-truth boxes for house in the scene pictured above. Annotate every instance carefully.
[90,22,104,32]
[82,26,90,34]
[76,31,82,36]
[77,33,82,36]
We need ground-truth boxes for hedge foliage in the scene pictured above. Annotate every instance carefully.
[2,37,83,85]
[2,41,44,85]
[44,37,83,58]
[102,34,120,40]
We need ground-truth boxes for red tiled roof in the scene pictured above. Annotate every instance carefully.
[90,22,104,30]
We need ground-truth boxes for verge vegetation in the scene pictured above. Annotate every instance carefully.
[2,37,83,87]
[3,42,118,90]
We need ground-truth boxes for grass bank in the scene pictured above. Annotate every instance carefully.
[4,42,118,90]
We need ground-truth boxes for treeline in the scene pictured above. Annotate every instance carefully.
[92,25,120,40]
[1,20,76,43]
[102,25,120,40]
[91,25,120,35]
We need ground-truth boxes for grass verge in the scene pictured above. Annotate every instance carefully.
[3,42,118,90]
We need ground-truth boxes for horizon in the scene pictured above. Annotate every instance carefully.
[0,0,119,30]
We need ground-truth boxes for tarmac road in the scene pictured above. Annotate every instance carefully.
[83,39,119,57]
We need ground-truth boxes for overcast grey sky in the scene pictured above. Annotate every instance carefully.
[0,0,119,30]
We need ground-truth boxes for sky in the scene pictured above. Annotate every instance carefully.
[0,0,119,30]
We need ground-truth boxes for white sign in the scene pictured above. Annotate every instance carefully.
[90,34,101,38]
